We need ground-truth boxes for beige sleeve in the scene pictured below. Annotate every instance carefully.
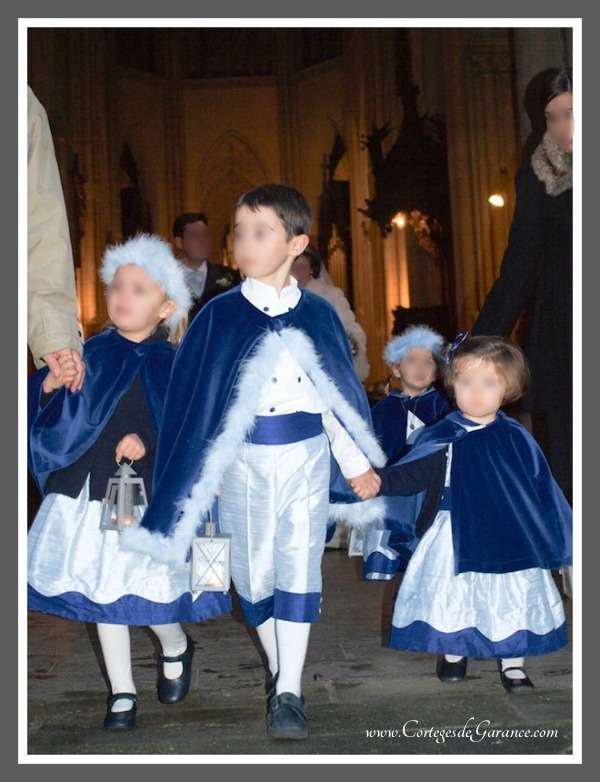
[27,86,82,368]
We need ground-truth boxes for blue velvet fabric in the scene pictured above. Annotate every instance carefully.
[28,329,175,494]
[140,286,376,538]
[371,388,452,466]
[363,388,451,579]
[382,410,573,575]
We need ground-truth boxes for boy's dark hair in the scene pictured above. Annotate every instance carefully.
[234,184,311,240]
[172,212,208,239]
[298,243,322,278]
[444,335,530,405]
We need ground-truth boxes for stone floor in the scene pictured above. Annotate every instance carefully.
[25,549,575,761]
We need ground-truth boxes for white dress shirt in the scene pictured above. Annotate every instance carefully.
[185,261,208,298]
[241,276,371,479]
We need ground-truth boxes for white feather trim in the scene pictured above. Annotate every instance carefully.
[100,233,192,329]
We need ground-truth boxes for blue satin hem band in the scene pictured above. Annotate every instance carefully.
[27,584,232,625]
[389,620,568,658]
[237,589,322,626]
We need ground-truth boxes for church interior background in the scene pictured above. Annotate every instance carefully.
[27,25,573,388]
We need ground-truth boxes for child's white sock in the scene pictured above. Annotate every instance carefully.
[275,619,310,697]
[444,654,464,663]
[256,617,279,677]
[97,623,136,711]
[500,656,526,679]
[150,622,188,680]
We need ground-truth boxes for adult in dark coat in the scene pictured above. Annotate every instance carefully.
[172,212,241,322]
[472,68,573,501]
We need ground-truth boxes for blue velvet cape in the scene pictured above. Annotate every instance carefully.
[128,285,385,561]
[383,410,573,574]
[28,328,175,494]
[371,388,452,465]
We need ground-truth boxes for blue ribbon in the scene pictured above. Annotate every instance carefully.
[444,331,469,365]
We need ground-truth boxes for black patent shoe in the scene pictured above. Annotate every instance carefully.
[103,693,137,730]
[157,633,195,705]
[436,654,468,682]
[266,691,308,739]
[497,660,535,694]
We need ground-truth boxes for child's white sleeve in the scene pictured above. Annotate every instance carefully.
[322,410,371,479]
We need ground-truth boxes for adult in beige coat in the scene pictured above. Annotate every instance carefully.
[28,85,84,390]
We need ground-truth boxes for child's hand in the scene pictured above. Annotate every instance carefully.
[43,348,85,393]
[41,351,78,393]
[115,434,146,464]
[348,468,381,500]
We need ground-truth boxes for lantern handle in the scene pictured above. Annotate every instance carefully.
[115,458,135,467]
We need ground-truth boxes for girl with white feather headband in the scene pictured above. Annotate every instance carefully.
[27,234,232,731]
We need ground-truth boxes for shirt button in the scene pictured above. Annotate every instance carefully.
[269,407,275,413]
[263,306,270,312]
[298,377,302,382]
[273,319,284,331]
[272,377,277,383]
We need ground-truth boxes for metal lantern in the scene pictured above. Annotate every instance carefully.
[347,526,365,558]
[191,508,231,593]
[99,461,148,533]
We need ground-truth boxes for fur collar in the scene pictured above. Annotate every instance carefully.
[531,131,572,196]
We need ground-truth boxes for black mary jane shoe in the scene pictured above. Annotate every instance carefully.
[266,691,308,740]
[157,633,195,705]
[497,660,535,694]
[103,692,137,730]
[436,654,468,682]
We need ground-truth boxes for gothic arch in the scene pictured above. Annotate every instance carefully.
[194,133,271,265]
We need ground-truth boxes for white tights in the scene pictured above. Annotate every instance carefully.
[255,617,311,698]
[97,622,188,711]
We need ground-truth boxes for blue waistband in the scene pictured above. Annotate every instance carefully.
[246,412,324,445]
[439,489,451,511]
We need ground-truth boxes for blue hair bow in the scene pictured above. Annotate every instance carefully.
[444,331,469,365]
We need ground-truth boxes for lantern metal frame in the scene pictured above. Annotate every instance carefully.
[190,511,231,593]
[99,461,148,533]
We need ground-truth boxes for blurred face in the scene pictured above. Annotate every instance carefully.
[392,347,437,396]
[453,358,505,425]
[291,253,312,287]
[175,220,210,268]
[106,264,175,342]
[233,205,307,285]
[544,92,573,152]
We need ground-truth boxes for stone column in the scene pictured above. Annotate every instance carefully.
[343,29,398,385]
[274,29,301,186]
[64,29,115,335]
[442,28,520,330]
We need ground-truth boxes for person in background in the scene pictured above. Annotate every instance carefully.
[362,324,452,581]
[291,245,370,382]
[172,212,241,323]
[472,68,573,504]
